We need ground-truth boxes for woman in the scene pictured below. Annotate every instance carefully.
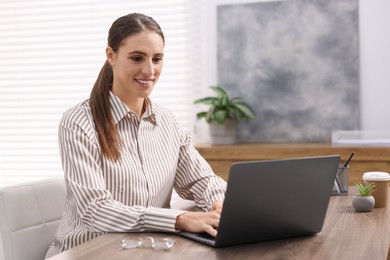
[45,13,227,257]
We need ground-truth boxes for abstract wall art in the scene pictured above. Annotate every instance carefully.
[217,0,359,142]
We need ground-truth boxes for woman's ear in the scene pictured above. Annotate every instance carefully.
[106,46,116,66]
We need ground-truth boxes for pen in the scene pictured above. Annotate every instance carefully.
[343,152,355,167]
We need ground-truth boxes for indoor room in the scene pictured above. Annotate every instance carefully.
[0,0,389,259]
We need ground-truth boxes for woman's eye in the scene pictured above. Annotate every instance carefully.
[153,57,163,63]
[130,56,142,62]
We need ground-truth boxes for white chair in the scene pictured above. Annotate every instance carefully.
[0,178,65,260]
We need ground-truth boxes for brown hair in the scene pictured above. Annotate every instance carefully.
[90,13,164,161]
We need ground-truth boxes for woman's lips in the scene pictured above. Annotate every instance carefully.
[135,79,154,87]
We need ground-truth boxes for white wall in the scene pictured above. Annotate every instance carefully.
[196,0,390,143]
[0,235,3,260]
[359,0,390,130]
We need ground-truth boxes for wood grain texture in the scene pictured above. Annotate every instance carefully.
[196,143,390,185]
[49,188,390,260]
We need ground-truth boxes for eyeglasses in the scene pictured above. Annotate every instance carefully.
[120,236,176,251]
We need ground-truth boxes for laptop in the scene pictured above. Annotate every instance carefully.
[178,155,340,247]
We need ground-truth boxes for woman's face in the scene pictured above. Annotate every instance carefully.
[107,30,164,105]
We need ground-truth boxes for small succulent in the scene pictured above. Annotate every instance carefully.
[354,182,376,197]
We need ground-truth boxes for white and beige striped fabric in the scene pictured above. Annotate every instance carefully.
[45,92,227,257]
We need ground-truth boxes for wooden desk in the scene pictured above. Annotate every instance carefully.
[196,143,390,185]
[49,188,390,260]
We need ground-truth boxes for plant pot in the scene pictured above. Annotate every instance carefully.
[352,195,375,212]
[209,119,238,145]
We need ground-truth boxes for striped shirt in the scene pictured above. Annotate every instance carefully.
[45,92,227,257]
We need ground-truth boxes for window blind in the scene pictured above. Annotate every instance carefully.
[0,0,198,185]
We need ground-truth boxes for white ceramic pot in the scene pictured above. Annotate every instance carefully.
[352,195,375,212]
[209,119,238,145]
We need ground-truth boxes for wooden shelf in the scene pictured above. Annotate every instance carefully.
[195,143,390,185]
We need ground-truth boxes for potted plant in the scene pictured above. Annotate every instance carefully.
[194,86,255,145]
[352,182,376,212]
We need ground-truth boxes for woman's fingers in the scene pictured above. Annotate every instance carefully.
[175,209,222,236]
[204,225,218,237]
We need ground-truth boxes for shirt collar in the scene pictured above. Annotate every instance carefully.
[109,91,158,125]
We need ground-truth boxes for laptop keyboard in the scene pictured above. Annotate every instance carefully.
[198,232,215,241]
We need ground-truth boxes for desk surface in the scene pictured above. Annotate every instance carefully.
[49,188,390,260]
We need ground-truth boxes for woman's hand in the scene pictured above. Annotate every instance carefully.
[211,200,223,211]
[175,200,223,237]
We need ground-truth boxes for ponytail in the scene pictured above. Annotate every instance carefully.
[90,61,121,161]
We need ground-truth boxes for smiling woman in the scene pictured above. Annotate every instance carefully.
[44,13,227,258]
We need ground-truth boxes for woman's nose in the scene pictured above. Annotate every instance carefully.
[141,60,155,76]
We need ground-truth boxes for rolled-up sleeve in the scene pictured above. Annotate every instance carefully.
[173,124,227,211]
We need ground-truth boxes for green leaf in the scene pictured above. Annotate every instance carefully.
[194,97,219,105]
[210,86,227,98]
[230,97,242,103]
[233,103,255,120]
[214,110,228,124]
[196,112,207,120]
[205,107,215,123]
[221,93,228,106]
[355,182,376,197]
